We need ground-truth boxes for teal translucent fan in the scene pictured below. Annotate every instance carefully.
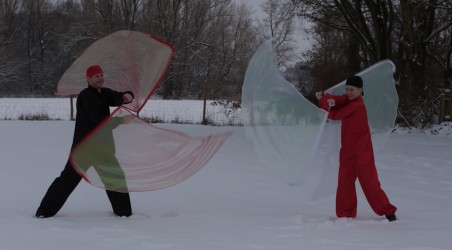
[242,41,398,199]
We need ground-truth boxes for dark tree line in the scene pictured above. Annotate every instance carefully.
[0,0,261,100]
[1,0,452,126]
[292,0,452,126]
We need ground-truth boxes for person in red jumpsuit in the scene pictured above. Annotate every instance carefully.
[315,75,397,222]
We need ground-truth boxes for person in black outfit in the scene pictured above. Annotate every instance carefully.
[35,65,134,218]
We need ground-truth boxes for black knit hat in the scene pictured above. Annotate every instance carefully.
[346,75,364,95]
[346,75,363,88]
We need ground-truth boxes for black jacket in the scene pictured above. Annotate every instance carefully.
[72,85,126,146]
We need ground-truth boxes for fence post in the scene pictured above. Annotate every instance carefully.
[70,96,74,121]
[444,50,452,124]
[449,87,452,122]
[439,93,445,123]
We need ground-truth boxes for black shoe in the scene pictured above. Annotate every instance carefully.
[114,209,132,217]
[35,212,52,218]
[35,208,54,218]
[116,213,132,217]
[385,214,397,222]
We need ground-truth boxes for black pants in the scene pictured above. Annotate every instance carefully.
[36,160,132,217]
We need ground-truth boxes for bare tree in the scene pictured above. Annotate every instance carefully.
[0,0,23,95]
[295,0,452,125]
[139,0,256,100]
[118,0,142,30]
[0,0,21,42]
[0,44,24,94]
[203,1,256,96]
[398,0,452,93]
[93,0,118,33]
[294,1,360,90]
[19,0,62,96]
[303,22,354,91]
[256,0,298,67]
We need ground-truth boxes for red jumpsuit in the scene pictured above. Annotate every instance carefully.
[319,94,397,218]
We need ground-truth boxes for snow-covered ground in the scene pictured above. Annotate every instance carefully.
[1,114,452,249]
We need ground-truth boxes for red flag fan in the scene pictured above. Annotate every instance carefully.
[70,108,231,192]
[56,30,173,112]
[58,30,231,192]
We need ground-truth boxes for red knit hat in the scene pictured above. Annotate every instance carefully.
[86,65,103,77]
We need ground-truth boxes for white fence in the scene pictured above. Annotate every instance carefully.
[0,98,242,125]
